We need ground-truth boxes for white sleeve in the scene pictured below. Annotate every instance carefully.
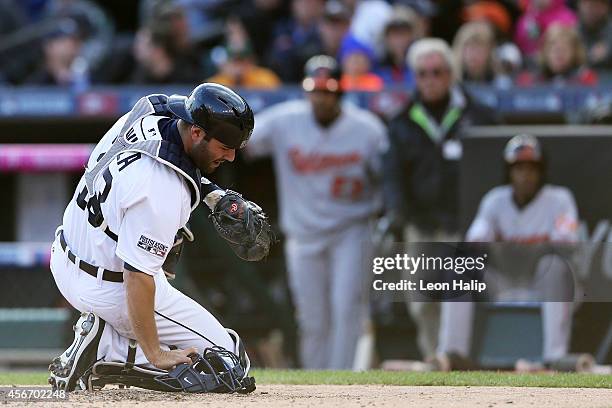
[244,106,279,158]
[115,161,188,275]
[466,191,497,242]
[551,189,579,243]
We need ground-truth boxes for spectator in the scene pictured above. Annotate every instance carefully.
[44,0,115,72]
[348,0,393,57]
[452,22,497,84]
[0,0,32,84]
[437,134,577,369]
[139,0,228,46]
[427,0,463,43]
[398,0,437,38]
[149,3,192,54]
[493,42,523,89]
[267,0,325,82]
[207,44,281,89]
[130,24,201,84]
[208,16,280,89]
[318,1,351,58]
[3,0,113,86]
[130,4,202,84]
[153,4,204,74]
[514,0,577,63]
[382,38,498,361]
[25,19,84,87]
[577,0,612,69]
[0,0,27,36]
[516,24,598,86]
[237,0,288,61]
[376,5,419,88]
[462,1,513,38]
[244,55,388,369]
[339,35,384,91]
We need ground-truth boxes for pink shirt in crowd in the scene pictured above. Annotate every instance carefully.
[514,0,577,57]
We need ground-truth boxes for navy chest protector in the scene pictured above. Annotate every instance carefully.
[83,95,202,241]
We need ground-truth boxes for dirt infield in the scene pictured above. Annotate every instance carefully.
[3,385,612,408]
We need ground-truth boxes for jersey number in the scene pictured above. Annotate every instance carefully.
[76,152,142,229]
[331,176,363,200]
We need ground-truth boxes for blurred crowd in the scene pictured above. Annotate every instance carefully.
[1,0,612,91]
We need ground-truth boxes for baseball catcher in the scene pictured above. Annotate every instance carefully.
[47,83,273,393]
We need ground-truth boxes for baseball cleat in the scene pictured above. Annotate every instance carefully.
[48,312,105,392]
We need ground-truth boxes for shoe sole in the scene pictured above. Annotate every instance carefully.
[49,312,105,391]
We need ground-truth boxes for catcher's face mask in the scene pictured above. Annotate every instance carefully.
[154,347,256,394]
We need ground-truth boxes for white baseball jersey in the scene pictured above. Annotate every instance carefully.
[247,99,388,238]
[61,113,192,276]
[466,184,578,243]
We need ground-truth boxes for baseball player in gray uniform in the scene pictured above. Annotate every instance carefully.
[245,55,388,369]
[48,84,272,393]
[437,134,578,367]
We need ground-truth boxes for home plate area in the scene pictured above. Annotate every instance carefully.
[7,384,611,408]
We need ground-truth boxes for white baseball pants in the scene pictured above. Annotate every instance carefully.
[50,233,235,367]
[284,221,372,369]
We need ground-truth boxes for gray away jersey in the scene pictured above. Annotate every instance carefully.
[466,184,579,243]
[247,99,388,238]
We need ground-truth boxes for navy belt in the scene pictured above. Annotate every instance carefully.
[58,231,124,283]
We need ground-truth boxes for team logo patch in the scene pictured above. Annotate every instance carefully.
[137,235,168,258]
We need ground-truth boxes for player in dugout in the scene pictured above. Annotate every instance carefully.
[435,134,578,370]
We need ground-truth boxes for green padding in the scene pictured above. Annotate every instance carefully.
[0,308,70,349]
[474,305,543,368]
[0,308,69,322]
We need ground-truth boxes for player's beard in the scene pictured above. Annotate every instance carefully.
[192,138,220,174]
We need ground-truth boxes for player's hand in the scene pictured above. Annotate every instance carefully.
[149,347,197,370]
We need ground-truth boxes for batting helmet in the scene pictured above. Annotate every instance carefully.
[167,83,254,149]
[302,55,342,93]
[504,134,542,164]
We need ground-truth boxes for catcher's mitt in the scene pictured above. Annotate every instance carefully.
[210,190,273,261]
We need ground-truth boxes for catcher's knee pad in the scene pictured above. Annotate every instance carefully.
[85,361,170,391]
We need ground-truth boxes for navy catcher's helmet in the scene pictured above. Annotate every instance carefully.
[167,83,254,149]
